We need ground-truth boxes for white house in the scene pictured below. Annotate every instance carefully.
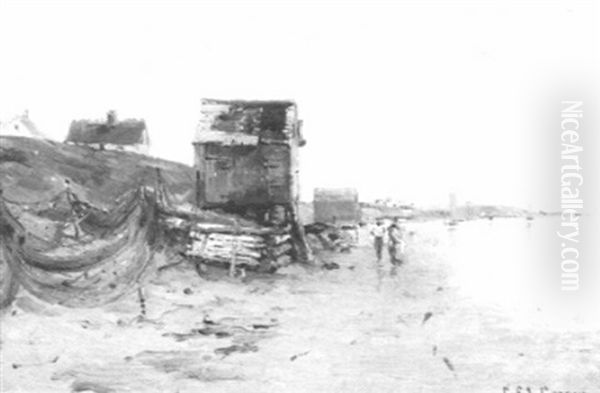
[0,111,46,139]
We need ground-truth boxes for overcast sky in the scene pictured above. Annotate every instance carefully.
[0,0,597,208]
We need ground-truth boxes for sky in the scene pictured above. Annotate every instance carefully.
[0,0,598,209]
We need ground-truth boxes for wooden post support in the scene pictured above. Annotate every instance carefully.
[195,170,202,208]
[288,202,314,264]
[229,219,240,277]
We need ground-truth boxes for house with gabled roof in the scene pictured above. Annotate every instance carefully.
[65,110,149,155]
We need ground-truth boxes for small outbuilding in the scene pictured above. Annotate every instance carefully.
[313,188,361,225]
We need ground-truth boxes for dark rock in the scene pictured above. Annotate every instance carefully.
[322,261,340,270]
[422,311,433,325]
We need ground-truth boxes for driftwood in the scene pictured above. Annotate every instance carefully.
[304,222,357,252]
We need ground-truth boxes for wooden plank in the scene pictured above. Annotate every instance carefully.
[191,223,290,236]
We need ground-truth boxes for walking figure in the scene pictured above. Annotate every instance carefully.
[387,218,405,265]
[370,219,386,261]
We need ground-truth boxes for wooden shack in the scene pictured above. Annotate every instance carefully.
[193,99,305,209]
[313,188,361,225]
[191,98,311,264]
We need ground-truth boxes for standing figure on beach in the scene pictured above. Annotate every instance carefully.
[370,219,386,261]
[387,219,405,265]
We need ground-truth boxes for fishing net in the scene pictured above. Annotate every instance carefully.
[0,187,160,308]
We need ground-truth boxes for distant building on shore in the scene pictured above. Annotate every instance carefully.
[0,110,46,139]
[313,188,361,225]
[65,110,149,155]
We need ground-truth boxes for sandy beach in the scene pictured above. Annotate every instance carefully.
[1,217,598,393]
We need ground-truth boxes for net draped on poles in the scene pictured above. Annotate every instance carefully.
[0,186,160,308]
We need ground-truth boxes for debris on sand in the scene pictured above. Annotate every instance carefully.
[322,261,340,270]
[442,357,455,373]
[134,350,244,382]
[157,258,186,272]
[203,315,217,325]
[163,317,277,342]
[71,380,116,393]
[214,343,258,357]
[304,222,356,252]
[163,325,240,341]
[251,322,276,330]
[432,345,437,356]
[290,351,310,361]
[11,356,60,370]
[182,368,244,382]
[422,311,433,325]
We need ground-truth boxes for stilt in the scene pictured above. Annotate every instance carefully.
[137,287,146,318]
[288,203,314,264]
[229,219,240,277]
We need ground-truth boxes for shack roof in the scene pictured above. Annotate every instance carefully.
[66,119,147,145]
[201,98,296,108]
[194,98,299,144]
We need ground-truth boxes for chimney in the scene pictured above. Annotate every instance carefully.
[106,110,117,126]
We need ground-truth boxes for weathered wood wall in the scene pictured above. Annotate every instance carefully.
[193,99,300,208]
[194,143,291,206]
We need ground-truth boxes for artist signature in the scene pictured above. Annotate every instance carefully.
[502,386,586,393]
